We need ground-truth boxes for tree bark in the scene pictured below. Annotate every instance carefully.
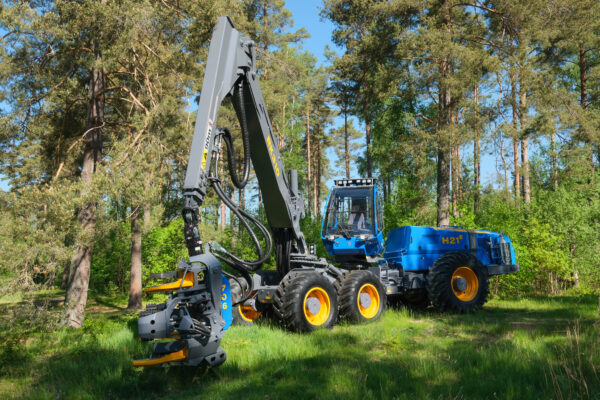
[64,44,105,328]
[437,0,452,227]
[306,107,312,216]
[451,144,458,218]
[551,132,558,190]
[474,86,481,213]
[511,75,520,200]
[519,80,530,203]
[344,110,350,179]
[127,205,143,310]
[579,43,594,167]
[365,115,373,177]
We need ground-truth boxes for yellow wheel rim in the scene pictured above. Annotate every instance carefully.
[451,266,479,302]
[238,305,261,322]
[303,287,331,326]
[357,283,380,319]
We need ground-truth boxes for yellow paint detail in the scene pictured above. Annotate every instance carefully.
[357,283,380,319]
[200,149,208,170]
[266,136,280,177]
[238,305,262,322]
[442,236,462,245]
[145,272,194,293]
[451,266,479,302]
[303,287,331,326]
[132,346,188,367]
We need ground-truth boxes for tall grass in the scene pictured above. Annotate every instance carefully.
[1,295,599,399]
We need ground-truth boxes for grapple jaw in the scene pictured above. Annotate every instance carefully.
[133,253,232,368]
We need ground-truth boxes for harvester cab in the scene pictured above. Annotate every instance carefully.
[321,178,385,266]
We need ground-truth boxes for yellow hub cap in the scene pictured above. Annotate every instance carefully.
[357,283,380,319]
[451,266,479,302]
[303,287,331,326]
[238,305,261,322]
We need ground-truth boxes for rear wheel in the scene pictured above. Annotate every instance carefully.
[273,271,338,332]
[427,251,489,313]
[337,270,386,323]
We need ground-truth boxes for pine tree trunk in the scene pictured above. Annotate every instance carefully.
[344,110,350,179]
[520,82,530,203]
[436,0,452,227]
[579,43,594,167]
[365,116,373,177]
[316,138,322,216]
[218,159,225,231]
[127,205,143,311]
[511,75,520,200]
[306,107,312,216]
[474,86,481,213]
[451,144,458,219]
[64,44,104,328]
[551,133,558,190]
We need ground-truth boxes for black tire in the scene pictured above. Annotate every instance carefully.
[337,270,386,323]
[273,271,338,332]
[426,251,489,313]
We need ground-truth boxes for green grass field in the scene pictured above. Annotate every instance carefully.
[1,293,599,400]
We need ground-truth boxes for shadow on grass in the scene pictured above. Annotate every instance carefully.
[10,294,600,400]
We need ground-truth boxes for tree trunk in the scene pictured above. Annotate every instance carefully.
[306,107,312,216]
[127,205,143,310]
[437,0,452,227]
[365,117,373,177]
[344,110,350,179]
[451,144,458,219]
[64,44,104,328]
[579,43,594,167]
[474,87,481,213]
[219,163,227,232]
[551,133,558,190]
[511,75,520,200]
[316,138,322,216]
[519,80,530,203]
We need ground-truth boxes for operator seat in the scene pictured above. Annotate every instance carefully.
[348,204,366,230]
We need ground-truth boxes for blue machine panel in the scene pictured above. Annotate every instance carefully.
[383,226,516,271]
[221,274,232,330]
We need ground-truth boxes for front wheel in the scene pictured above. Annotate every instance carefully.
[337,270,386,323]
[273,271,338,332]
[427,251,489,313]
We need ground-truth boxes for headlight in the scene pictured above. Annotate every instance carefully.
[327,235,335,240]
[359,234,369,240]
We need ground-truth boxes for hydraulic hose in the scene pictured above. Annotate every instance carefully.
[204,85,274,303]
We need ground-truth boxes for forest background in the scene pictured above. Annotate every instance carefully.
[0,0,599,329]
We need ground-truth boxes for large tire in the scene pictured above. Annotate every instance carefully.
[427,251,489,313]
[337,270,386,323]
[273,271,338,332]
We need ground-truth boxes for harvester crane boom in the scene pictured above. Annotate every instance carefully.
[182,16,306,263]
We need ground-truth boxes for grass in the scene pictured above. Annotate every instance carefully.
[1,293,599,399]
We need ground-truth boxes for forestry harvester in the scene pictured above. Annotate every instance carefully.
[131,17,519,368]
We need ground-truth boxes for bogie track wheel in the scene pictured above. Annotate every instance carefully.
[426,251,489,313]
[337,270,386,323]
[273,271,338,332]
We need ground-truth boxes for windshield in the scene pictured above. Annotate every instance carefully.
[324,187,375,237]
